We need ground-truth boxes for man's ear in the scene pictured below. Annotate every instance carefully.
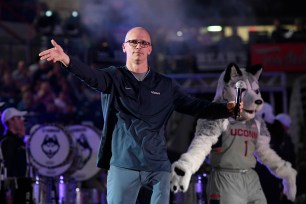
[122,43,126,53]
[148,47,152,56]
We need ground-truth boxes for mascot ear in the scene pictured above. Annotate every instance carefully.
[246,64,263,80]
[224,62,242,83]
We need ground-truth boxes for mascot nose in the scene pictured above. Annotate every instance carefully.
[255,100,263,105]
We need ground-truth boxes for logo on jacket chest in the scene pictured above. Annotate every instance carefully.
[123,86,160,95]
[151,91,160,95]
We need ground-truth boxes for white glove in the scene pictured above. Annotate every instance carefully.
[170,161,193,193]
[282,169,297,202]
[170,119,223,193]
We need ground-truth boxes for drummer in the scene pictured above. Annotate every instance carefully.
[0,107,28,178]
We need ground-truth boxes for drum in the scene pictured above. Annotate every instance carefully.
[29,124,79,177]
[75,187,105,204]
[0,177,47,204]
[50,176,76,204]
[65,125,101,181]
[172,173,208,204]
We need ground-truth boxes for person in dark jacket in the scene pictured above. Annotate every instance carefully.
[39,27,239,204]
[0,107,33,204]
[1,107,28,177]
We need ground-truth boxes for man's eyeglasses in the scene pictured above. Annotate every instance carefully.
[125,40,151,48]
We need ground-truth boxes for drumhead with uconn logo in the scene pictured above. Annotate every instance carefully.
[29,124,77,177]
[66,125,101,181]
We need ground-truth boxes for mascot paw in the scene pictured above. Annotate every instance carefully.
[170,161,192,193]
[282,169,297,202]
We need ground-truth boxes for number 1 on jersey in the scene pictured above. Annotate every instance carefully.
[244,141,248,156]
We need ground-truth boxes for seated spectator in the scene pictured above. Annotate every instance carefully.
[289,18,306,42]
[226,26,244,49]
[217,26,245,52]
[12,60,31,87]
[271,18,289,42]
[0,73,20,106]
[0,59,10,78]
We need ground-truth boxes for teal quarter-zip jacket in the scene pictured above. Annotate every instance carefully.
[66,56,232,172]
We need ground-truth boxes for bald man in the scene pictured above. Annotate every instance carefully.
[39,27,237,204]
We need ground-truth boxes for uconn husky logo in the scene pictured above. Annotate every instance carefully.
[76,133,92,169]
[41,134,60,158]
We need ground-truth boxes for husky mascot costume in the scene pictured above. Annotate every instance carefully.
[170,63,297,204]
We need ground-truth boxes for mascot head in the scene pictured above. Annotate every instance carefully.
[214,63,264,121]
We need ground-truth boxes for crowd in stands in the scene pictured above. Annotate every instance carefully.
[270,18,306,43]
[0,58,103,134]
